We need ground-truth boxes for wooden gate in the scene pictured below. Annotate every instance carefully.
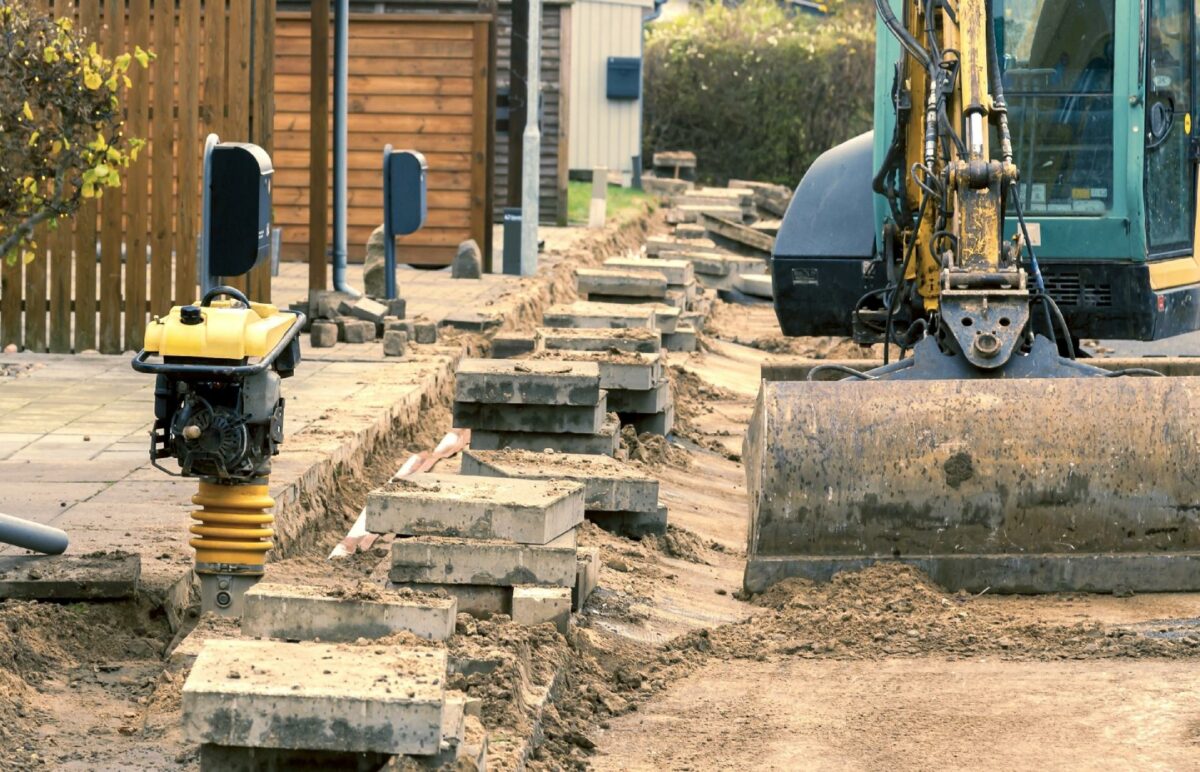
[273,12,494,267]
[0,0,274,355]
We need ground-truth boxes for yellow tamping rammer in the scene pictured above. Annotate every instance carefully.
[133,285,303,615]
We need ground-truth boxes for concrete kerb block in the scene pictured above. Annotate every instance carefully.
[0,554,140,600]
[453,396,609,435]
[365,473,585,545]
[455,358,603,406]
[587,506,669,539]
[182,640,447,755]
[413,321,439,344]
[542,302,657,330]
[537,326,662,354]
[240,583,457,642]
[468,413,622,457]
[607,379,672,414]
[340,296,389,324]
[309,319,338,348]
[388,531,579,587]
[512,585,572,634]
[398,583,512,617]
[383,330,408,357]
[530,351,662,391]
[343,319,375,344]
[491,333,538,359]
[663,325,698,353]
[625,404,675,436]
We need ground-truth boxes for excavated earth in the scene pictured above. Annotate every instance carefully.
[5,217,1200,769]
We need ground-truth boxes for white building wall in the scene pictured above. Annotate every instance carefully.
[568,0,651,182]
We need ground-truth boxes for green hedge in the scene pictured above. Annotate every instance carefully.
[643,1,876,187]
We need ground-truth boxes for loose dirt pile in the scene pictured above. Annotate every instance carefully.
[663,564,1200,662]
[619,425,691,468]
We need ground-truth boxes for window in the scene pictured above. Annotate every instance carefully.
[1144,0,1193,252]
[994,0,1116,216]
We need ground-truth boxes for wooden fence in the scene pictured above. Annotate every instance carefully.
[273,12,494,266]
[0,0,274,355]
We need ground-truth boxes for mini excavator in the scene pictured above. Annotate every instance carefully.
[748,0,1200,593]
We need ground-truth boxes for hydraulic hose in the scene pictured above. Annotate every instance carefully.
[985,0,1013,163]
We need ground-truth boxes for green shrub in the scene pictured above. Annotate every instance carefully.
[643,0,875,187]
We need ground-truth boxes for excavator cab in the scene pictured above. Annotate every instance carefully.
[773,0,1200,342]
[747,0,1200,595]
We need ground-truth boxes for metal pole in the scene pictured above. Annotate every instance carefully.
[200,133,220,295]
[0,513,68,555]
[383,145,398,300]
[519,0,542,276]
[331,0,359,297]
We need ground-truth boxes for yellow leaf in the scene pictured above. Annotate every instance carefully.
[22,250,35,265]
[28,131,39,146]
[51,140,63,155]
[81,182,96,198]
[84,70,102,90]
[21,101,32,121]
[43,46,58,64]
[133,46,150,68]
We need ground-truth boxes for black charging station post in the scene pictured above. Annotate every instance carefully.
[200,134,275,295]
[382,146,428,299]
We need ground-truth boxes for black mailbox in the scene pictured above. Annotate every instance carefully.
[607,57,641,101]
[384,149,427,236]
[209,143,273,278]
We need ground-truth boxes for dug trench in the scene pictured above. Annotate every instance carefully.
[6,268,1200,768]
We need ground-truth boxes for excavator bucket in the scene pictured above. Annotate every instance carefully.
[744,372,1200,594]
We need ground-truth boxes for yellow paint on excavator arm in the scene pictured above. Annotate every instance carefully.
[142,300,297,360]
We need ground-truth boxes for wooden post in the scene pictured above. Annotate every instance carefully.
[125,0,151,350]
[309,0,330,292]
[507,0,528,208]
[98,0,124,353]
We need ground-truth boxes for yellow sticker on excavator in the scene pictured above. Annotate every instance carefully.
[1186,113,1192,135]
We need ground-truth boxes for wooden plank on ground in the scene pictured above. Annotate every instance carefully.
[176,0,201,307]
[149,0,175,322]
[124,0,151,350]
[98,0,125,353]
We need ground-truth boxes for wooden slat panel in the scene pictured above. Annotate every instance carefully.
[47,0,74,353]
[176,0,201,307]
[125,0,151,350]
[275,72,474,96]
[276,35,473,59]
[97,0,125,352]
[23,234,46,351]
[275,56,476,79]
[276,18,473,40]
[148,0,175,320]
[275,187,472,208]
[0,257,20,349]
[274,131,473,152]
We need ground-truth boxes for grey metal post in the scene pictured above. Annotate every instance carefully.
[331,0,359,297]
[519,0,542,276]
[0,512,68,555]
[200,133,220,294]
[382,145,398,299]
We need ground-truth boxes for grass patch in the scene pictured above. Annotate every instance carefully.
[567,181,653,225]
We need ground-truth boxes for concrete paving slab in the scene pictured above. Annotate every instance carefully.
[537,327,661,354]
[622,304,680,334]
[490,333,538,358]
[542,302,656,330]
[182,639,447,755]
[469,413,621,457]
[577,268,668,299]
[365,473,585,544]
[0,553,140,599]
[512,585,572,633]
[397,583,512,616]
[461,449,659,514]
[735,272,774,298]
[240,583,457,642]
[389,532,578,587]
[455,359,602,406]
[645,237,720,257]
[625,404,675,436]
[529,351,661,391]
[664,325,698,353]
[604,257,694,286]
[453,396,608,435]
